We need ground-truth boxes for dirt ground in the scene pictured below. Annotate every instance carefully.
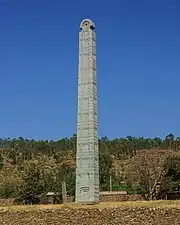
[1,201,180,225]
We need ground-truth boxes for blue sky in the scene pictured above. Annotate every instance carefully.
[0,0,179,140]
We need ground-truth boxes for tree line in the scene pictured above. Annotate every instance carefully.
[0,133,180,204]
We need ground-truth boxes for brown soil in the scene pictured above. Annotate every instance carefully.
[0,201,180,225]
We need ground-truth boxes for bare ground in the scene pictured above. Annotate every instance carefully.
[1,201,180,225]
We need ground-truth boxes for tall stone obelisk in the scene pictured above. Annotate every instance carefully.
[75,19,99,204]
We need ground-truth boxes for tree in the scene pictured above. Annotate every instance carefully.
[128,149,175,200]
[18,161,45,204]
[0,153,3,169]
[99,150,115,191]
[162,155,180,195]
[0,167,21,197]
[0,134,178,202]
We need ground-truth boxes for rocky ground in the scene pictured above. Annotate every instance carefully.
[0,201,180,225]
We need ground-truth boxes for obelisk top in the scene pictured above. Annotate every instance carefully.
[80,18,95,30]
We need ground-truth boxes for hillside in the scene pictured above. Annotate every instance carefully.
[0,135,180,203]
[1,201,180,224]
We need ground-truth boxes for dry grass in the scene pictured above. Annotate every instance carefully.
[1,201,180,225]
[1,200,180,212]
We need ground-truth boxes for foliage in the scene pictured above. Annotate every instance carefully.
[18,161,45,204]
[128,149,176,200]
[99,150,114,191]
[0,134,179,203]
[161,155,180,195]
[0,166,21,197]
[0,153,3,169]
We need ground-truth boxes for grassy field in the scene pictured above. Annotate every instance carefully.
[1,200,180,210]
[1,201,180,224]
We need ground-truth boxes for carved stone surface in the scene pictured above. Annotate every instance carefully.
[75,19,99,203]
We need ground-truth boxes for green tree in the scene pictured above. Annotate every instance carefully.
[18,161,45,204]
[161,155,180,196]
[99,150,115,191]
[0,153,3,169]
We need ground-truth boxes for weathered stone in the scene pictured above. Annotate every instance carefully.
[76,19,99,204]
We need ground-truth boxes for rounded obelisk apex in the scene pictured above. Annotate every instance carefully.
[80,18,95,30]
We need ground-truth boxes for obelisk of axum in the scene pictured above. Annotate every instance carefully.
[75,19,99,204]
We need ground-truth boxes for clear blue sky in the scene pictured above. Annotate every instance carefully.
[0,0,179,140]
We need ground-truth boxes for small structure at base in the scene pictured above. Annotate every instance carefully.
[46,192,62,204]
[46,192,56,204]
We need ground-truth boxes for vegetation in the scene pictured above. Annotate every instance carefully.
[128,149,179,200]
[1,201,180,225]
[0,134,180,204]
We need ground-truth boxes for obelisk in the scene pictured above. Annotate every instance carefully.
[75,19,99,203]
